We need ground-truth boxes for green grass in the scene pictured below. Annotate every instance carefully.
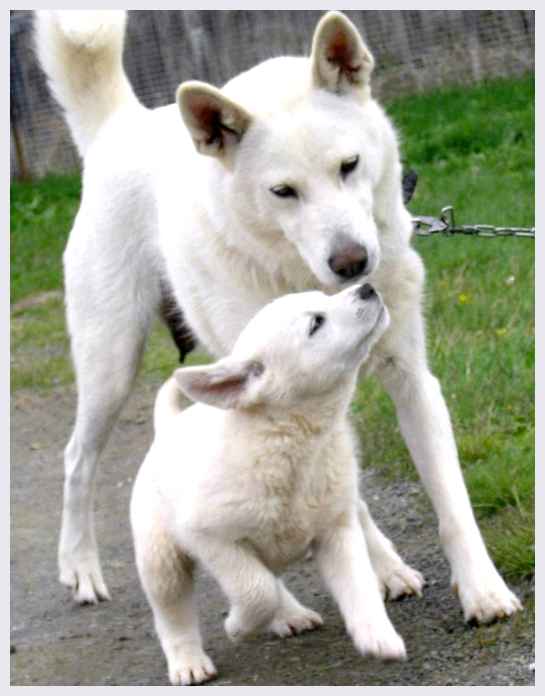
[352,75,534,578]
[10,175,81,304]
[10,75,534,579]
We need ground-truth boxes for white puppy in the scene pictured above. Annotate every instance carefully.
[131,283,406,685]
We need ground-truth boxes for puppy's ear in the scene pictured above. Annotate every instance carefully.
[177,81,252,158]
[174,358,264,410]
[310,11,374,96]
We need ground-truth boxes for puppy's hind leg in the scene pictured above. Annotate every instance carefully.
[359,499,424,601]
[131,504,216,686]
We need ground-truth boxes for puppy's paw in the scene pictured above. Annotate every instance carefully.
[225,598,279,642]
[453,571,523,625]
[167,648,217,686]
[350,618,406,662]
[224,608,263,642]
[269,605,323,638]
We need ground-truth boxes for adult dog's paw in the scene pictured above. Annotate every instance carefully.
[269,605,323,638]
[59,553,111,605]
[453,571,523,625]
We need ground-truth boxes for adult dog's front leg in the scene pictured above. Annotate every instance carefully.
[374,308,522,624]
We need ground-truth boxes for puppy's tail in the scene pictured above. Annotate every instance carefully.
[153,377,186,434]
[34,10,139,157]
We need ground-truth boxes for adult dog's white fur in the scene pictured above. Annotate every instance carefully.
[131,285,404,685]
[35,10,521,625]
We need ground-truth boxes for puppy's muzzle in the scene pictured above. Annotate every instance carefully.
[357,283,376,301]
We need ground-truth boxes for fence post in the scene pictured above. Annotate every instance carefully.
[10,113,31,182]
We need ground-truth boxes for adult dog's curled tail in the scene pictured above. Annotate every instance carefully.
[34,10,138,157]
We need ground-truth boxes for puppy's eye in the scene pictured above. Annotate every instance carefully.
[270,184,298,199]
[308,313,326,337]
[340,155,359,178]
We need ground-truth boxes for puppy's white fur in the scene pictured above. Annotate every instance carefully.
[131,285,406,685]
[35,10,521,626]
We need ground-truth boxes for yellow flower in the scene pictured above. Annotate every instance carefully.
[458,293,471,305]
[495,327,508,337]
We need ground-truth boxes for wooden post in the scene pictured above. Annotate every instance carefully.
[10,114,31,182]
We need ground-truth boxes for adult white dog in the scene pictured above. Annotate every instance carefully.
[35,10,521,623]
[132,283,403,685]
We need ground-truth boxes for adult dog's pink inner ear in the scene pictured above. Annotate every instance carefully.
[187,94,246,151]
[189,98,222,145]
[327,30,362,78]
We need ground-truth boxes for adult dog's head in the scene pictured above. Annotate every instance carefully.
[177,11,412,289]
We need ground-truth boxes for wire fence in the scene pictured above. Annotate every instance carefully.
[10,10,534,181]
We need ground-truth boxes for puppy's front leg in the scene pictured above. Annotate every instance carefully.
[315,515,406,661]
[195,537,280,641]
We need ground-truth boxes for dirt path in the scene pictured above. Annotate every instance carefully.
[10,382,535,686]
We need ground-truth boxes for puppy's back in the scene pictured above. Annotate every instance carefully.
[153,377,188,434]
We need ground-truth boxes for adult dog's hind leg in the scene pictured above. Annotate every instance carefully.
[59,247,158,604]
[60,317,149,603]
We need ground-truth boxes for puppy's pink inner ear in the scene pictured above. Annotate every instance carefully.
[177,359,264,409]
[203,373,247,398]
[176,370,247,409]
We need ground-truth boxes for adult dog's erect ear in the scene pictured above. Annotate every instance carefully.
[177,81,252,158]
[174,358,264,410]
[310,11,374,96]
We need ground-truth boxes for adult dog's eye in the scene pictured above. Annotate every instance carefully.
[309,313,326,337]
[270,184,298,199]
[340,155,359,178]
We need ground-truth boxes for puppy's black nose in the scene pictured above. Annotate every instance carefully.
[328,244,368,280]
[358,283,376,300]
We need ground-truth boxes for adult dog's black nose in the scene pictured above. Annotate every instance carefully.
[357,283,376,300]
[328,244,367,280]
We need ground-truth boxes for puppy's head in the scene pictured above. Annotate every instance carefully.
[174,283,389,411]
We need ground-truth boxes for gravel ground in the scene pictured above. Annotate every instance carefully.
[10,383,535,686]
